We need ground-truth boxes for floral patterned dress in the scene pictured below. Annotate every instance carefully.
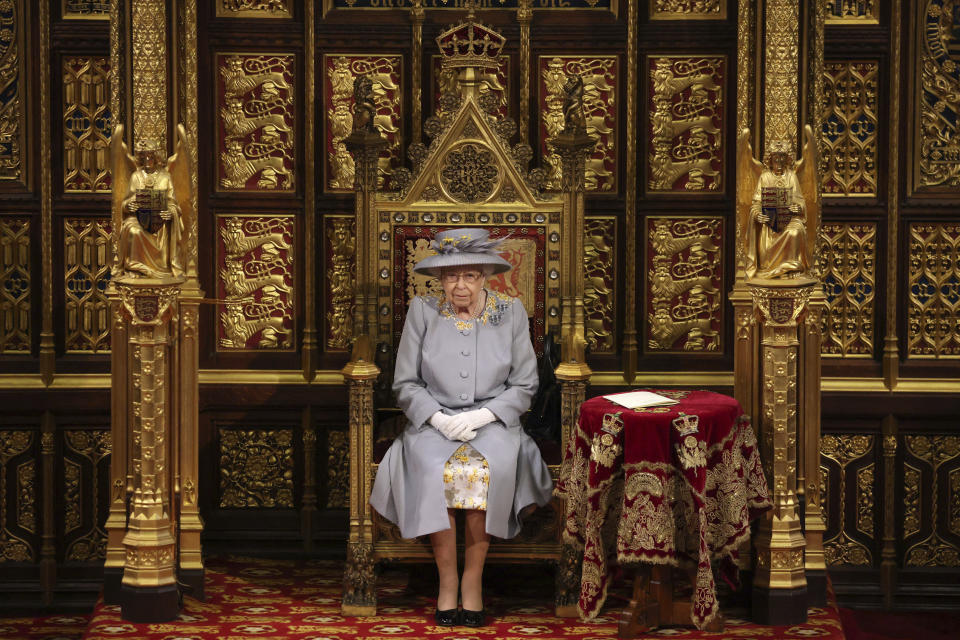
[444,444,490,510]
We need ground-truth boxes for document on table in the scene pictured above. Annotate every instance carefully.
[602,391,679,409]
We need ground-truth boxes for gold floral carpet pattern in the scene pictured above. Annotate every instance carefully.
[2,556,847,639]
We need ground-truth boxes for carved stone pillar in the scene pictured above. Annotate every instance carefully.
[104,292,129,604]
[800,290,826,604]
[749,280,814,625]
[177,298,204,598]
[107,0,204,617]
[732,285,760,428]
[341,346,380,616]
[116,278,182,622]
[734,0,825,622]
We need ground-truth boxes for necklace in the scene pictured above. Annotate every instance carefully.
[453,290,487,330]
[469,290,487,319]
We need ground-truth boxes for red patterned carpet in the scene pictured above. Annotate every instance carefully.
[74,556,850,640]
[0,614,88,640]
[3,556,854,639]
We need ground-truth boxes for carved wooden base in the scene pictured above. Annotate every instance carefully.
[554,542,582,618]
[179,568,206,601]
[120,582,180,622]
[341,541,377,616]
[806,570,827,607]
[619,565,723,638]
[752,584,808,626]
[103,566,124,605]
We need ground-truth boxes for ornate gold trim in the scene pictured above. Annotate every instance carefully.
[825,0,878,25]
[764,0,800,151]
[0,0,27,184]
[215,0,292,18]
[3,371,960,394]
[303,0,318,379]
[411,0,424,145]
[62,1,111,19]
[517,0,531,145]
[130,0,168,150]
[649,0,726,21]
[177,0,200,288]
[884,0,902,389]
[39,0,55,383]
[623,0,638,381]
[910,0,960,193]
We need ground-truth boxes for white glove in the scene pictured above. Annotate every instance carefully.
[447,408,496,442]
[429,411,459,440]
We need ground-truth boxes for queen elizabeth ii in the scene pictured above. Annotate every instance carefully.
[370,228,554,628]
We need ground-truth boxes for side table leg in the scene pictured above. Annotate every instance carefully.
[619,566,658,639]
[555,543,582,617]
[654,565,673,626]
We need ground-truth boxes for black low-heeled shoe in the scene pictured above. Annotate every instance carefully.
[461,608,486,627]
[434,608,458,627]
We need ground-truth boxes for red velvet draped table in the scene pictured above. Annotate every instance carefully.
[555,389,771,632]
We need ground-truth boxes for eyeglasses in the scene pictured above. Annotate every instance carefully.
[441,271,483,284]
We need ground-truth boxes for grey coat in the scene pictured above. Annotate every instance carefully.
[370,290,554,539]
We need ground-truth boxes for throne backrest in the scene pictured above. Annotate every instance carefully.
[386,222,554,357]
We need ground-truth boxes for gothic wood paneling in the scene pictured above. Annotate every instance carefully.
[538,55,618,193]
[216,214,295,351]
[644,216,723,353]
[646,55,725,194]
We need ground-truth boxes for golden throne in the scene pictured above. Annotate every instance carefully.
[340,9,594,618]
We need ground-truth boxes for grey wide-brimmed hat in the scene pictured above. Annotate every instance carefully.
[412,228,513,277]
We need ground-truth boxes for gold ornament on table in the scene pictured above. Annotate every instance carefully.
[737,125,819,282]
[111,124,193,280]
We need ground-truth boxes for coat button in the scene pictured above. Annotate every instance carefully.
[459,393,468,400]
[461,350,471,356]
[461,329,471,336]
[460,370,468,378]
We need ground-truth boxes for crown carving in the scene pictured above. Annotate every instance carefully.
[435,13,506,71]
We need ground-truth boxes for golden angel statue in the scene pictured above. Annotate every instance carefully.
[111,124,193,279]
[737,125,819,281]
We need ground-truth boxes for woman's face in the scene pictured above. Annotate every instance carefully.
[440,265,486,310]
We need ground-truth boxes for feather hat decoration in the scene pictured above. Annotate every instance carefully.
[413,227,513,276]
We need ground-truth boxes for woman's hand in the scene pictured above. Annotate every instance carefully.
[448,408,496,441]
[429,412,460,440]
[430,409,496,441]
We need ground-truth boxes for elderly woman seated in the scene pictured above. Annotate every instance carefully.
[370,228,553,628]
